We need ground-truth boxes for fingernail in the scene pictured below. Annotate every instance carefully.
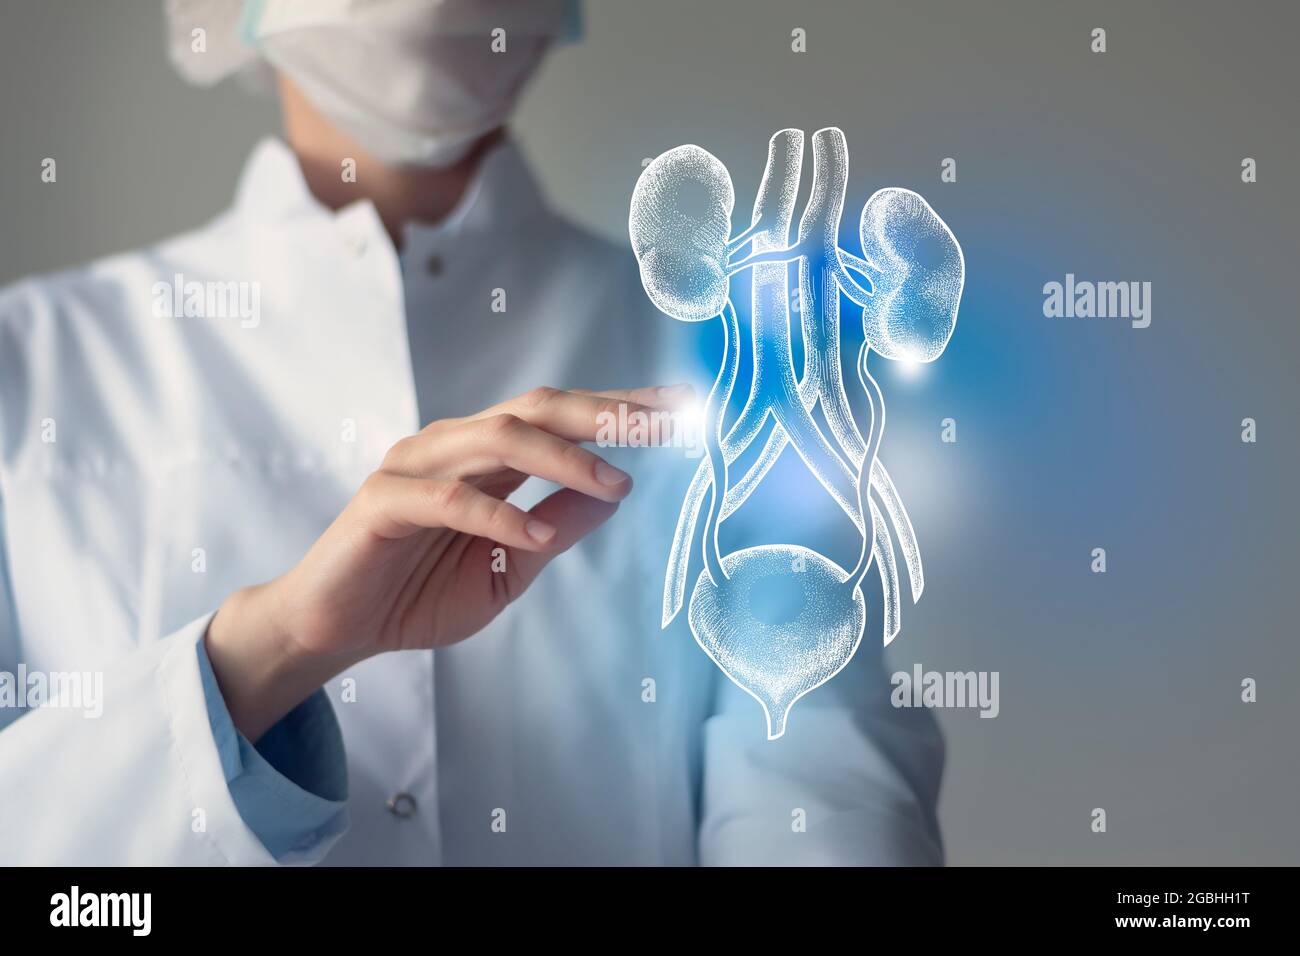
[526,520,557,543]
[595,461,631,486]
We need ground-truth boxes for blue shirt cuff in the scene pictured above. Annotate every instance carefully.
[196,636,349,862]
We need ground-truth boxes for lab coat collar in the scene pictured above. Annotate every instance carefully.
[232,137,320,223]
[231,135,552,240]
[406,136,552,243]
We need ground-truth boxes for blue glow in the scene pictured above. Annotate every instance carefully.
[629,128,964,738]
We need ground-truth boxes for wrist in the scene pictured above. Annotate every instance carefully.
[205,583,362,742]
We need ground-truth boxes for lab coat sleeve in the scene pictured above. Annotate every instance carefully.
[0,492,348,864]
[697,636,945,866]
[196,637,349,862]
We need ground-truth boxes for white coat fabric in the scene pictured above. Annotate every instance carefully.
[0,137,943,865]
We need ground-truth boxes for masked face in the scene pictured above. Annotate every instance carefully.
[167,0,577,168]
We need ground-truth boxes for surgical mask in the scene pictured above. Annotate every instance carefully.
[167,0,580,168]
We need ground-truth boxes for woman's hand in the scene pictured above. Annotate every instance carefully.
[205,384,686,739]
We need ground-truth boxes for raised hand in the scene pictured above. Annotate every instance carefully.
[205,385,682,740]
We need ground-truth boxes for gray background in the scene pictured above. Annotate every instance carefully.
[2,0,1297,865]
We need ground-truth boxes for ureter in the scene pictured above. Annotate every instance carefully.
[850,344,886,586]
[722,385,771,463]
[701,300,740,586]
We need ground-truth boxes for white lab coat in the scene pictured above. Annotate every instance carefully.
[0,137,943,865]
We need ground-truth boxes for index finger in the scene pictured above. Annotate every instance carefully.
[573,384,697,410]
[471,386,672,446]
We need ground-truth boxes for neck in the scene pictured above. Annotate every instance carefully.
[278,75,500,247]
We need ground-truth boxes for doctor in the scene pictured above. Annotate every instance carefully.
[0,0,943,865]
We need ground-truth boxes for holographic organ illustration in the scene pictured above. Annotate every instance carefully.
[629,128,964,739]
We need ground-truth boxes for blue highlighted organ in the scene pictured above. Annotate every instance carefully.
[629,128,964,739]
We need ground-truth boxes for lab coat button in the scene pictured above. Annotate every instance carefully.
[347,234,368,257]
[386,792,418,818]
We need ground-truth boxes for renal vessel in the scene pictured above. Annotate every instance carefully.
[629,128,964,739]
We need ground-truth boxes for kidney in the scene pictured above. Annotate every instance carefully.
[629,145,735,322]
[859,188,964,363]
